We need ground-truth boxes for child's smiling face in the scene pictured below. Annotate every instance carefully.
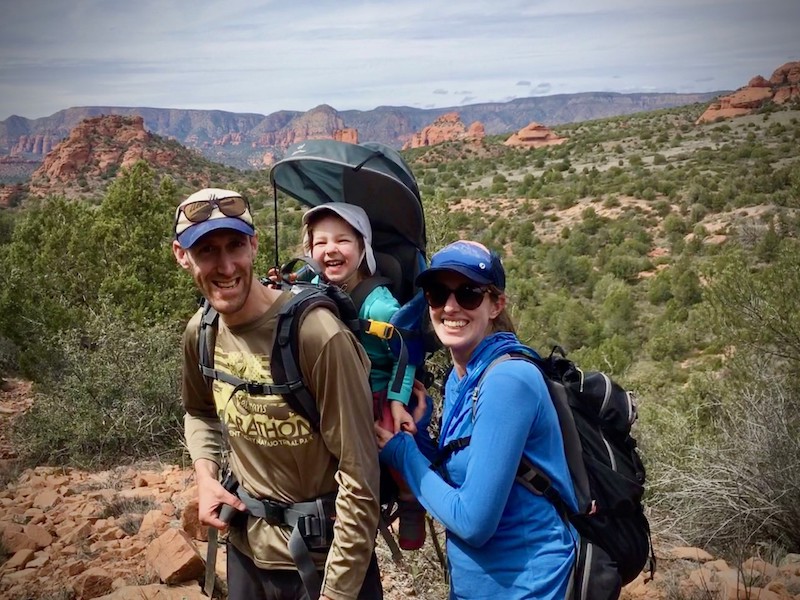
[309,214,365,287]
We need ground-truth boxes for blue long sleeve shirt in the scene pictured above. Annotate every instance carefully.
[380,333,577,599]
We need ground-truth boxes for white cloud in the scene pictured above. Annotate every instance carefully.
[0,0,798,119]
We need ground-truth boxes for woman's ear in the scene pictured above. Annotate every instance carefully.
[489,293,506,320]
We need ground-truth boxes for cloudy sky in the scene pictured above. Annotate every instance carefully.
[0,0,797,121]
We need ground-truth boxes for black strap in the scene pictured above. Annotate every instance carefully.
[350,276,392,313]
[235,486,336,600]
[198,300,219,383]
[198,364,306,397]
[430,436,471,470]
[274,288,330,430]
[516,456,571,519]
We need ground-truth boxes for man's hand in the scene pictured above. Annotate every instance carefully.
[194,459,246,530]
[390,399,417,434]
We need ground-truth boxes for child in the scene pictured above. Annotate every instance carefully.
[302,202,426,550]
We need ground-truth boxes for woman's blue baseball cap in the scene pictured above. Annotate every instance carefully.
[416,241,506,290]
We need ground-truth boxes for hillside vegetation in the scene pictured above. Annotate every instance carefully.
[0,101,798,567]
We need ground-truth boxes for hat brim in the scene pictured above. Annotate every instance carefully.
[177,217,255,248]
[416,266,493,287]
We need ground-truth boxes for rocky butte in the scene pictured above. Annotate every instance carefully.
[504,122,567,148]
[696,61,800,124]
[402,112,485,149]
[28,115,180,196]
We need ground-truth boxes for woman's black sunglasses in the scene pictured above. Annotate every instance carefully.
[180,195,249,223]
[423,282,488,310]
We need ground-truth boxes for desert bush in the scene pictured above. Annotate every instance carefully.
[0,163,195,378]
[706,242,800,373]
[12,310,183,469]
[647,354,800,553]
[645,239,800,555]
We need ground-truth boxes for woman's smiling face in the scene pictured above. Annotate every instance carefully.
[426,270,504,368]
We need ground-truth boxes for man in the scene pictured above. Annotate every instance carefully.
[172,188,382,600]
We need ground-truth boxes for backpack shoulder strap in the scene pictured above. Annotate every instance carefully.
[350,276,393,314]
[197,297,311,400]
[198,299,219,383]
[270,286,353,432]
[431,352,588,516]
[430,355,513,470]
[349,276,413,396]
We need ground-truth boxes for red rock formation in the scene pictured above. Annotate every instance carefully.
[769,61,800,86]
[504,122,567,147]
[466,121,486,140]
[250,105,357,149]
[213,132,244,146]
[0,183,25,208]
[27,114,184,196]
[333,128,358,144]
[748,75,770,88]
[402,113,485,149]
[10,134,59,156]
[697,61,800,123]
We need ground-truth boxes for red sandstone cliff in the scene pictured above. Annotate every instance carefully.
[402,112,485,149]
[696,61,800,124]
[27,115,207,197]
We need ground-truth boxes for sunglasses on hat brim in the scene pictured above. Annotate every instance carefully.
[179,195,250,223]
[423,282,489,310]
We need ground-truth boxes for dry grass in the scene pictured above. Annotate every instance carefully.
[375,517,449,599]
[98,494,161,536]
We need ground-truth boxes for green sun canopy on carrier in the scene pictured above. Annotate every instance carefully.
[269,139,428,304]
[270,140,425,251]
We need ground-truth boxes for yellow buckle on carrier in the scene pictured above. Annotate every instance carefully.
[366,320,394,340]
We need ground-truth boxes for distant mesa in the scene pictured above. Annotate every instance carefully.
[696,61,800,124]
[1,91,725,170]
[402,112,485,149]
[504,122,566,148]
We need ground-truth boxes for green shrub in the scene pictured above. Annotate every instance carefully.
[12,311,184,469]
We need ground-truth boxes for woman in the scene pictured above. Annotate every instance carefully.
[376,240,577,599]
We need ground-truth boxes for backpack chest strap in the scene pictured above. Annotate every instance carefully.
[198,364,305,397]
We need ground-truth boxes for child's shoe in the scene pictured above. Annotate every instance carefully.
[397,499,426,550]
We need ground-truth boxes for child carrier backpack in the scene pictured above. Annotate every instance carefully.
[433,347,654,600]
[269,139,436,375]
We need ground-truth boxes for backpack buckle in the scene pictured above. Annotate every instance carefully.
[366,320,394,340]
[516,463,552,496]
[297,514,323,538]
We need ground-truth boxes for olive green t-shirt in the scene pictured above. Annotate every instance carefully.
[182,291,380,600]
